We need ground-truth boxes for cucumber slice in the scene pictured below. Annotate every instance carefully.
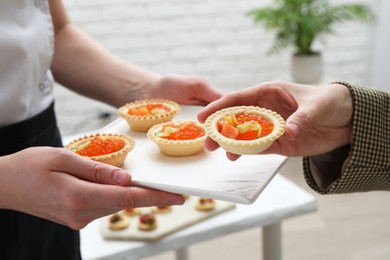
[236,121,262,137]
[155,126,178,137]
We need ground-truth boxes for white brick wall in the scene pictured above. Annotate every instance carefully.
[55,0,375,136]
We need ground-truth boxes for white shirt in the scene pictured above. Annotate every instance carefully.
[0,0,55,127]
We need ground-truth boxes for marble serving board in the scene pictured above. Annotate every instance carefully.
[96,105,288,205]
[100,196,235,241]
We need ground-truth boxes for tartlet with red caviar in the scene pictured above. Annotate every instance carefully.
[65,133,135,167]
[204,106,285,155]
[117,99,180,132]
[147,121,206,157]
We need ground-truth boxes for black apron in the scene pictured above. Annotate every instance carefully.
[0,103,81,260]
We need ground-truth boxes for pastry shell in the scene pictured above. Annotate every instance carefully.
[65,133,135,167]
[152,206,173,214]
[195,198,216,211]
[108,213,130,230]
[122,208,142,217]
[117,99,180,132]
[138,221,157,231]
[204,106,285,155]
[138,214,158,231]
[147,121,206,157]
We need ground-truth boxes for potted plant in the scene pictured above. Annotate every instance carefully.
[247,0,376,84]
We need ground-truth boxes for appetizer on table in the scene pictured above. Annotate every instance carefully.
[108,213,130,230]
[138,213,158,231]
[195,198,216,211]
[122,208,142,217]
[152,206,173,214]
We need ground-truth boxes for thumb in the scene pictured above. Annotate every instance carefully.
[284,109,314,141]
[56,149,132,186]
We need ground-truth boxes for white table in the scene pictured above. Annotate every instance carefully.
[80,174,316,260]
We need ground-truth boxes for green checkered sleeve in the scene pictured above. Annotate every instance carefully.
[303,82,390,194]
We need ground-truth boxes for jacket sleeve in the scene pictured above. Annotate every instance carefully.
[303,82,390,194]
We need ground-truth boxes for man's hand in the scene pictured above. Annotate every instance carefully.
[198,81,353,158]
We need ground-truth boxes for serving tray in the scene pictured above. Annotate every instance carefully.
[97,105,287,204]
[101,196,235,241]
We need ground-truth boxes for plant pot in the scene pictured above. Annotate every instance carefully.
[291,53,323,84]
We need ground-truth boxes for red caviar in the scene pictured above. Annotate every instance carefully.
[139,213,156,225]
[76,136,125,157]
[217,113,274,140]
[127,103,171,116]
[160,122,205,140]
[235,113,274,137]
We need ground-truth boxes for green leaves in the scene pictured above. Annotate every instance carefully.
[247,0,376,55]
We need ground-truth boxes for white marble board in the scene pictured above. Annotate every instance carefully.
[100,197,235,241]
[97,105,288,205]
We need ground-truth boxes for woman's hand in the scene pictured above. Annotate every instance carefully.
[198,81,353,159]
[148,74,223,105]
[0,147,184,230]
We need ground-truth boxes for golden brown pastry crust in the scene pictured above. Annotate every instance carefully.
[147,121,206,157]
[152,206,173,214]
[108,213,130,230]
[117,99,180,132]
[122,208,142,217]
[204,106,285,155]
[65,133,135,167]
[138,213,158,231]
[195,198,216,211]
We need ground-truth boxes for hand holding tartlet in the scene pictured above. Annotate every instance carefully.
[199,81,354,159]
[203,106,285,155]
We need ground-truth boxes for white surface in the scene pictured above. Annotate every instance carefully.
[97,105,288,204]
[80,174,317,260]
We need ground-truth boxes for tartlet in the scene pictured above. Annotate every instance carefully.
[195,198,216,211]
[122,208,142,217]
[108,213,130,230]
[152,206,173,214]
[117,99,180,132]
[65,133,135,167]
[147,121,206,157]
[138,213,157,231]
[204,106,285,155]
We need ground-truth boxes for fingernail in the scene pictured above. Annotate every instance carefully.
[287,122,299,140]
[113,170,130,184]
[172,196,185,205]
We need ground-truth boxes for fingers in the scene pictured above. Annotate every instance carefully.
[50,149,132,186]
[226,152,241,161]
[203,138,242,161]
[78,182,185,210]
[194,79,224,105]
[124,186,185,208]
[197,92,238,122]
[284,109,314,141]
[203,137,220,151]
[197,103,218,123]
[55,181,185,230]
